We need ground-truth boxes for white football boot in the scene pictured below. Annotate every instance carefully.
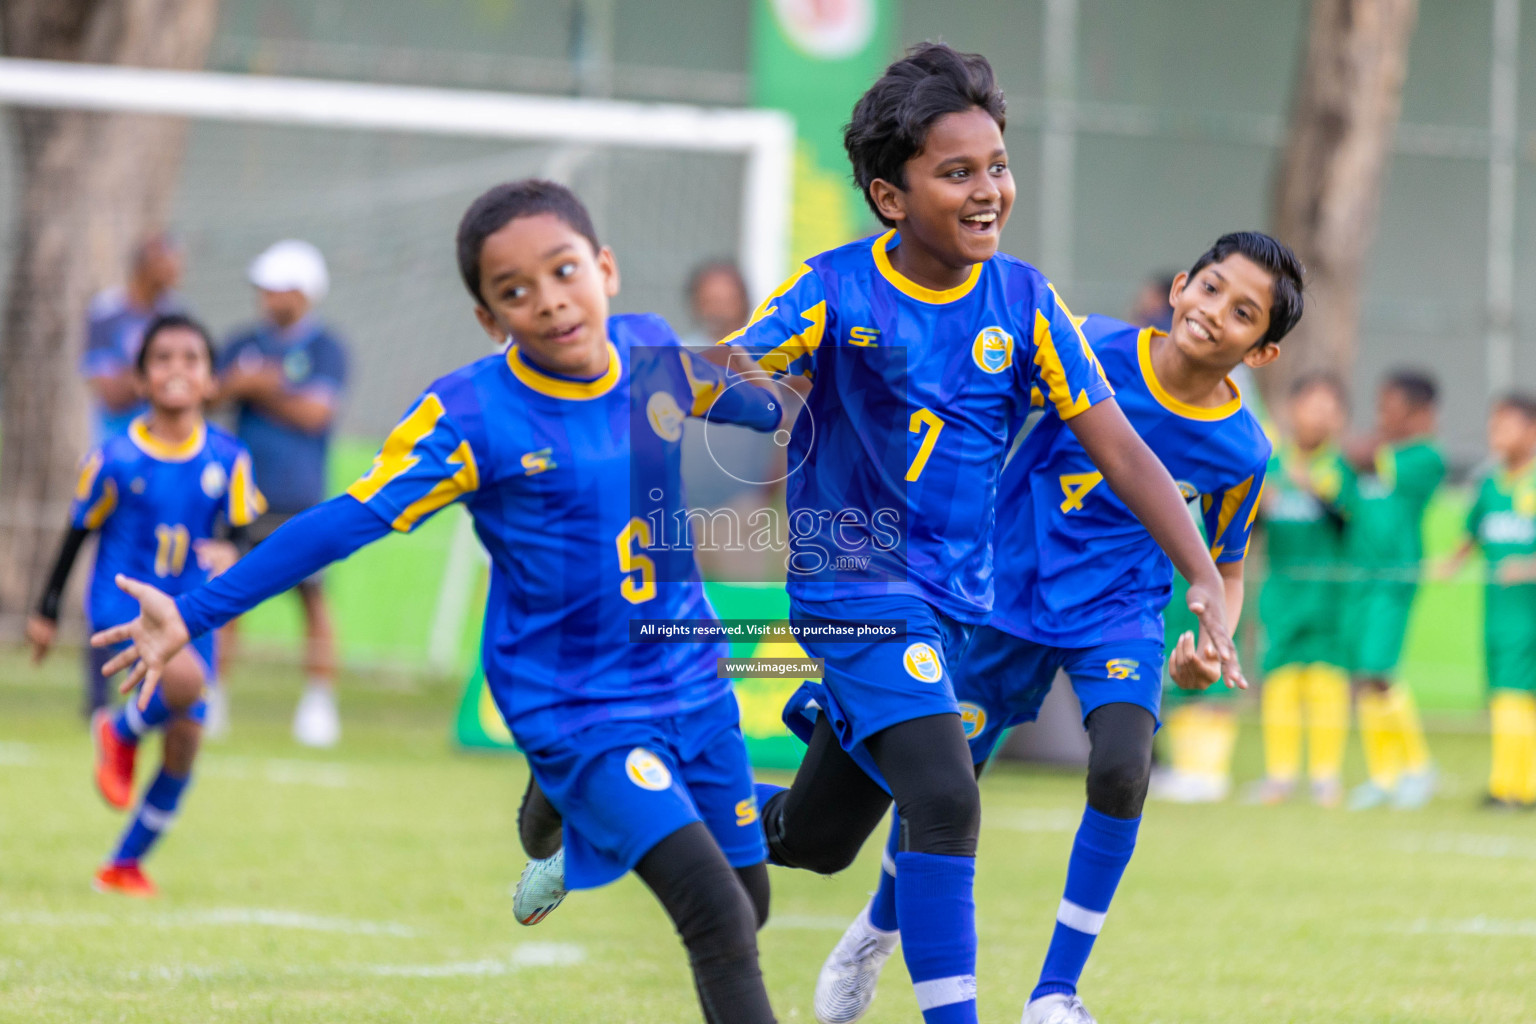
[513,849,568,926]
[814,904,899,1024]
[1023,992,1098,1024]
[292,685,340,748]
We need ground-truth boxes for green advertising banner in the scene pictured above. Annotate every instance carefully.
[753,0,893,264]
[454,582,811,770]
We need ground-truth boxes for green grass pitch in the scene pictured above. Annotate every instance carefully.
[3,651,1534,1023]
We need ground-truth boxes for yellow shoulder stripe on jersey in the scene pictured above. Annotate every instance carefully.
[871,229,982,304]
[82,477,118,530]
[75,450,104,501]
[718,264,812,348]
[1033,310,1098,419]
[507,342,621,400]
[679,353,724,417]
[128,417,207,462]
[228,452,268,528]
[1207,474,1255,559]
[390,440,479,532]
[1137,328,1242,421]
[348,394,448,504]
[752,301,825,377]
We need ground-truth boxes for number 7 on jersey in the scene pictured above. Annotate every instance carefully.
[906,407,945,482]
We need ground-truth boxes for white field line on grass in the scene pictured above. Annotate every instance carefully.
[764,914,858,931]
[985,809,1080,833]
[0,742,35,765]
[369,943,586,977]
[1404,917,1536,938]
[197,756,354,789]
[1,907,415,936]
[1393,831,1536,861]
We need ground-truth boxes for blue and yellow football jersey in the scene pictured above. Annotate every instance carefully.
[72,418,264,630]
[345,314,780,753]
[989,315,1271,647]
[727,229,1113,623]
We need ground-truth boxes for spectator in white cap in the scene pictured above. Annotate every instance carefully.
[217,240,349,748]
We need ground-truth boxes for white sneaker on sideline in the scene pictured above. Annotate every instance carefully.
[512,849,568,926]
[293,686,340,748]
[1023,992,1097,1024]
[814,904,899,1024]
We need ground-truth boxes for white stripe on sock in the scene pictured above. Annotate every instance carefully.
[1056,897,1107,935]
[122,701,147,737]
[881,848,897,876]
[138,804,178,833]
[912,974,976,1011]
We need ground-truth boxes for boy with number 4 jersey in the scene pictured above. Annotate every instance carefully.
[90,181,794,1024]
[810,232,1302,1024]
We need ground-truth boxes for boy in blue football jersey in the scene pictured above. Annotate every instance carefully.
[809,233,1303,1024]
[92,180,790,1023]
[29,315,264,897]
[724,45,1245,1024]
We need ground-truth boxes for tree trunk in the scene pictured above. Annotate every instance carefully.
[0,0,220,627]
[1265,0,1418,404]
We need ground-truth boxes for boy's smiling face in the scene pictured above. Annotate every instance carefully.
[1167,253,1279,373]
[139,326,215,413]
[871,106,1014,272]
[473,212,619,379]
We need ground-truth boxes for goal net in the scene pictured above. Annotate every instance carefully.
[0,58,792,674]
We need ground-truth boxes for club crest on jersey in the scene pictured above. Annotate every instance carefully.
[1176,480,1200,501]
[647,391,686,442]
[625,748,672,791]
[971,326,1014,374]
[200,461,228,499]
[903,642,943,683]
[521,448,556,476]
[958,702,987,740]
[1106,659,1141,680]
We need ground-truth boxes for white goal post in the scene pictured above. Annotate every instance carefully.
[0,56,793,303]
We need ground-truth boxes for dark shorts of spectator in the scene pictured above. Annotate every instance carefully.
[248,510,325,590]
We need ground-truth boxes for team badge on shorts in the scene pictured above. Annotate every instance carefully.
[200,461,228,499]
[1106,658,1141,680]
[646,391,686,442]
[972,326,1014,374]
[625,748,673,791]
[957,702,987,739]
[903,642,944,683]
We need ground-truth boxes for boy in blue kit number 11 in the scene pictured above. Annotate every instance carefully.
[730,44,1245,1024]
[29,315,264,898]
[812,233,1304,1024]
[91,180,791,1024]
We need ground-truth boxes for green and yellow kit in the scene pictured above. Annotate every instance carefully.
[1342,438,1446,676]
[1260,442,1357,674]
[1465,463,1536,693]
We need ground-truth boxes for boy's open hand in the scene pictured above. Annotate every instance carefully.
[90,575,191,707]
[1183,582,1247,689]
[1168,630,1220,690]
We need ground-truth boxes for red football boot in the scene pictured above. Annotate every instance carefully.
[93,861,157,898]
[91,709,136,810]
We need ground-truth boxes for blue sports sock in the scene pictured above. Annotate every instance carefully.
[1032,806,1141,1001]
[111,769,190,865]
[894,851,978,1024]
[867,816,900,932]
[112,687,170,745]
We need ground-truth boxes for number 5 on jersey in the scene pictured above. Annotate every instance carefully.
[616,517,657,604]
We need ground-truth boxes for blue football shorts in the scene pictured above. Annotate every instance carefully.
[525,691,765,890]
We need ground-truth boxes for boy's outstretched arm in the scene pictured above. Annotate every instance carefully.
[1065,399,1246,688]
[93,495,392,692]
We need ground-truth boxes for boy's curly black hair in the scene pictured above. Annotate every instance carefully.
[843,42,1006,227]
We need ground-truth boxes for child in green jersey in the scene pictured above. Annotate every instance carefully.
[1254,374,1356,806]
[1343,370,1445,810]
[1441,394,1536,808]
